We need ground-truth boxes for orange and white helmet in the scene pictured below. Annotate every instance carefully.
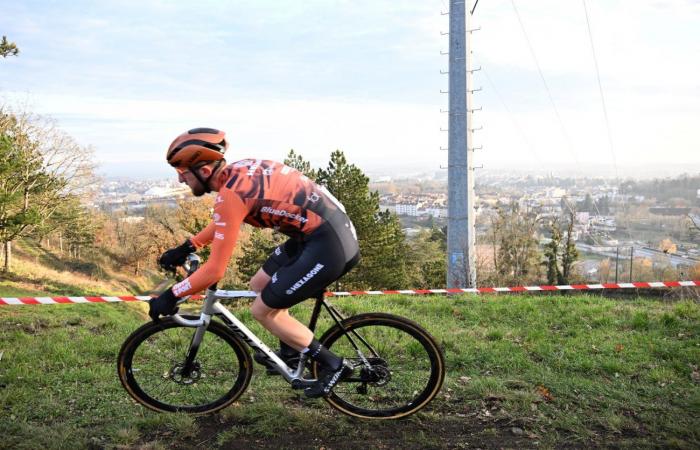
[166,127,228,169]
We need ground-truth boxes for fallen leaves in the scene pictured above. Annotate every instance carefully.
[536,385,554,402]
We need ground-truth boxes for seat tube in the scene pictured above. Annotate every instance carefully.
[306,292,325,333]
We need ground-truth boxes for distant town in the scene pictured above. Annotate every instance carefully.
[94,171,700,280]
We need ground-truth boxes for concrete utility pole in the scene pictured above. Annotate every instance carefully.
[446,0,477,288]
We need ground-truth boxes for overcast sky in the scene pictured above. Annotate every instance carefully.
[1,0,698,179]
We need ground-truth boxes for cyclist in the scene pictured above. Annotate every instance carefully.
[149,127,360,398]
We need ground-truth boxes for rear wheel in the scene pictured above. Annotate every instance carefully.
[316,313,445,419]
[117,316,252,414]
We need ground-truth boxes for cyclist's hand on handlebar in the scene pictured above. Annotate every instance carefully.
[158,239,196,272]
[148,287,180,321]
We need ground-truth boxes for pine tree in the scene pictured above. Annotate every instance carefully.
[284,149,316,179]
[543,220,562,285]
[286,150,409,290]
[0,36,19,58]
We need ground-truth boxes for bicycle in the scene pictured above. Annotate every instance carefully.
[117,255,445,419]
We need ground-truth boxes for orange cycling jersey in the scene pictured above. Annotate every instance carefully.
[172,159,347,297]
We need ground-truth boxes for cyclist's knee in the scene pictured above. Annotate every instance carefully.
[251,297,275,323]
[250,269,271,293]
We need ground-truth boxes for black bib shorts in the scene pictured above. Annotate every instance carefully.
[260,212,360,309]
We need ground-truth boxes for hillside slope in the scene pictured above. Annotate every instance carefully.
[0,240,164,297]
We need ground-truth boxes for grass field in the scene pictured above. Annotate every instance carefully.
[1,292,699,449]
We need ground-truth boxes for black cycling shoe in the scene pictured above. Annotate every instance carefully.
[304,359,354,398]
[253,349,300,375]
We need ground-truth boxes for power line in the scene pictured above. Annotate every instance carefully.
[581,0,619,181]
[479,64,544,167]
[581,0,634,243]
[509,0,580,165]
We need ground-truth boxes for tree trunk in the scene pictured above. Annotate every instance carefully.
[3,241,11,272]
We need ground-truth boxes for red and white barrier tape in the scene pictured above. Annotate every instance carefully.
[1,280,698,306]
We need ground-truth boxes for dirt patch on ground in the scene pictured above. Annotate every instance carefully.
[179,413,539,450]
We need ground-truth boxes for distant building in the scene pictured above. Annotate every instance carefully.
[590,216,616,231]
[119,216,144,224]
[144,186,177,198]
[576,212,590,224]
[395,203,419,216]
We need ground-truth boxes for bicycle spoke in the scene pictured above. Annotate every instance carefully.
[119,318,252,413]
[319,314,444,418]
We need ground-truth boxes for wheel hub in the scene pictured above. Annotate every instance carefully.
[169,362,202,385]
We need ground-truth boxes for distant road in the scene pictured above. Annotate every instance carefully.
[576,243,699,268]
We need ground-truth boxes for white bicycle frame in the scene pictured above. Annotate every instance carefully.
[170,287,316,387]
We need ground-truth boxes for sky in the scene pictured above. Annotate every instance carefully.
[1,0,699,179]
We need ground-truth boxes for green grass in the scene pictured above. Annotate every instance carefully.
[0,294,699,449]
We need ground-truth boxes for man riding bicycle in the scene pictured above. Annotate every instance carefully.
[149,127,360,398]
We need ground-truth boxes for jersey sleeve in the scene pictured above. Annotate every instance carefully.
[191,221,216,248]
[171,190,247,297]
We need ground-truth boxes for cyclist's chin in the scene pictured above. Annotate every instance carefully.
[191,185,207,197]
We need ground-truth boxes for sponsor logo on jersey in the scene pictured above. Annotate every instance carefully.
[215,222,226,227]
[260,206,308,223]
[247,159,261,176]
[172,279,192,297]
[307,192,320,203]
[285,263,325,295]
[214,232,225,240]
[233,159,254,168]
[274,246,282,256]
[213,213,221,222]
[271,272,278,284]
[215,195,224,204]
[280,166,292,175]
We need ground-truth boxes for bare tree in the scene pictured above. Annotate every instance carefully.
[0,107,95,271]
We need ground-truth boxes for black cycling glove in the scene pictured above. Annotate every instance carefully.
[148,288,179,321]
[158,239,196,271]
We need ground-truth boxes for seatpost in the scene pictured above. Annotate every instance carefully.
[306,291,326,333]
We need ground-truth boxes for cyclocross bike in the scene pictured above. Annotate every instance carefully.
[117,255,445,419]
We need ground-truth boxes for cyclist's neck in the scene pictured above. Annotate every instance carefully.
[207,163,231,192]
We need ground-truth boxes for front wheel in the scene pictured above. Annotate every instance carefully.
[316,313,445,419]
[117,316,253,414]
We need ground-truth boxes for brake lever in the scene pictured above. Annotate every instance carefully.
[173,254,201,306]
[182,253,201,277]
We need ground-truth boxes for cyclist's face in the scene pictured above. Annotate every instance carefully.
[176,167,207,197]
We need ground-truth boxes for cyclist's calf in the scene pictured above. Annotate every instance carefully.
[249,296,313,350]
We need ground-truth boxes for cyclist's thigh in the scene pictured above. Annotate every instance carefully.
[261,235,345,309]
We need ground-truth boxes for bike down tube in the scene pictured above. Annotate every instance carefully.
[211,301,310,384]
